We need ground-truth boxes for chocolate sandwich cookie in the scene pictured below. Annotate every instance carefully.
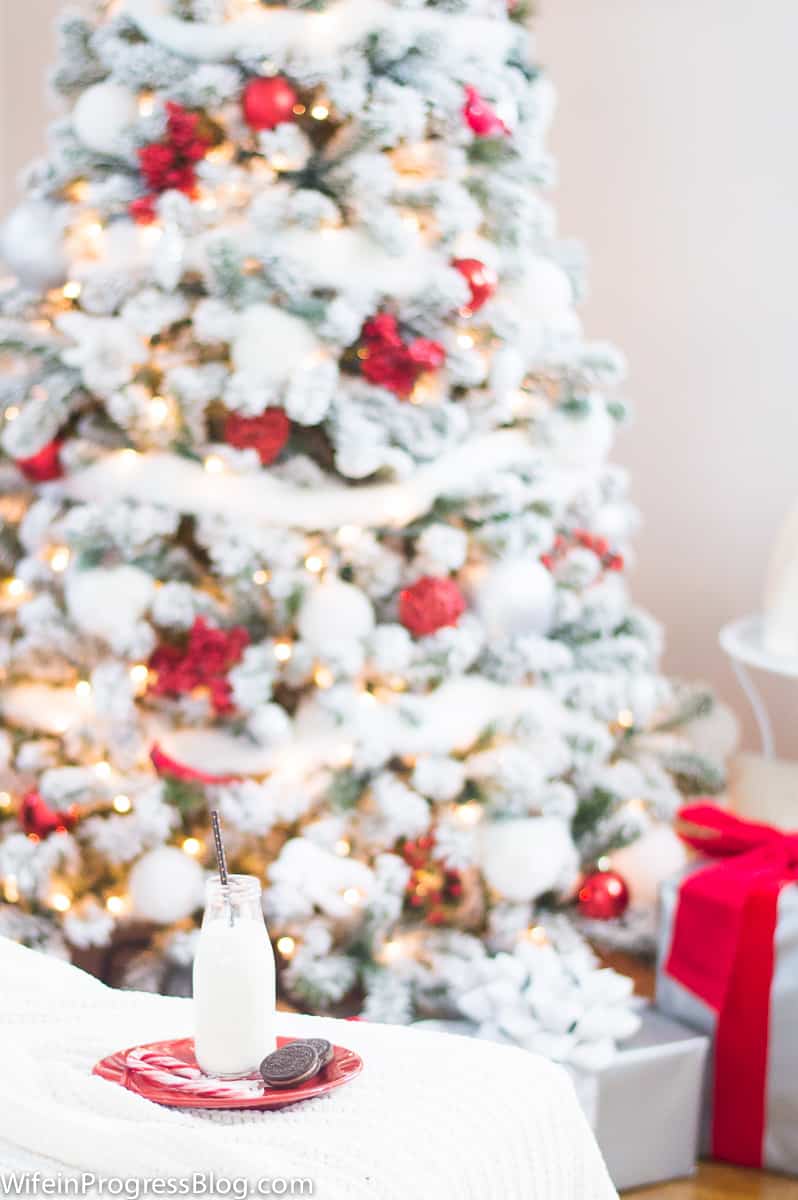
[260,1042,320,1088]
[303,1038,334,1069]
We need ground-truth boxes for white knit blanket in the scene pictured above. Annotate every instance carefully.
[0,939,617,1198]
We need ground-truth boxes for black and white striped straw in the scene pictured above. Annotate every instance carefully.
[211,810,229,886]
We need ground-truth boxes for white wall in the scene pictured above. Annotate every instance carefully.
[3,1,798,751]
[537,0,798,754]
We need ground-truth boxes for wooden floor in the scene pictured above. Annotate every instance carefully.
[626,1163,795,1197]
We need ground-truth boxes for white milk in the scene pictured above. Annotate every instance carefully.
[193,875,277,1078]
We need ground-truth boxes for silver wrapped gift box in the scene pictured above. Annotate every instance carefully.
[572,1005,708,1192]
[415,1007,708,1191]
[657,867,798,1175]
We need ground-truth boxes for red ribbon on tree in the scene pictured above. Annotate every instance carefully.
[665,803,798,1166]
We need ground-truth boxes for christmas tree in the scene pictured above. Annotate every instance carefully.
[0,0,723,1060]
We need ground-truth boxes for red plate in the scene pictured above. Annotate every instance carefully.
[93,1036,363,1110]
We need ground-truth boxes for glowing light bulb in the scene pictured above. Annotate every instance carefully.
[314,666,334,690]
[6,578,26,598]
[305,555,324,574]
[138,91,156,117]
[336,525,361,548]
[617,709,635,730]
[63,281,82,301]
[204,455,225,474]
[120,448,138,463]
[381,940,404,964]
[310,104,329,121]
[455,802,483,827]
[130,663,150,692]
[94,761,112,780]
[277,936,296,959]
[457,333,475,350]
[4,406,19,422]
[292,104,306,116]
[182,837,203,857]
[253,569,270,585]
[343,887,363,907]
[106,895,126,916]
[0,792,11,809]
[50,547,71,573]
[113,795,132,814]
[3,876,19,904]
[525,925,549,947]
[335,839,351,857]
[50,891,72,913]
[148,395,169,426]
[75,680,92,699]
[274,640,293,663]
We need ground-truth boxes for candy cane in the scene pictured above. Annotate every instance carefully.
[125,1048,265,1100]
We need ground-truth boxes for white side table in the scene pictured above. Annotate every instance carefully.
[719,614,798,758]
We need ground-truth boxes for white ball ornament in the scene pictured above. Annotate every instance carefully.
[478,817,580,903]
[129,847,206,924]
[609,824,688,909]
[298,579,375,649]
[232,304,321,385]
[509,256,574,329]
[470,557,556,638]
[1,200,69,290]
[66,566,155,646]
[72,82,138,156]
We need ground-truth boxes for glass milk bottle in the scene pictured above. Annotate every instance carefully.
[193,874,277,1078]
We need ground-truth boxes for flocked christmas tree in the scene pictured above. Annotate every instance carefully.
[0,0,725,1064]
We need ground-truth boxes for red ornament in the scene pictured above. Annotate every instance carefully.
[129,102,211,223]
[20,792,78,839]
[399,576,467,637]
[223,409,291,465]
[150,744,241,785]
[148,616,250,715]
[463,86,509,138]
[401,834,463,926]
[453,258,499,313]
[243,76,299,131]
[577,870,630,920]
[359,314,446,399]
[541,530,624,576]
[16,440,63,483]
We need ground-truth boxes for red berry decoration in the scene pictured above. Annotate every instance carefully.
[224,409,291,465]
[243,76,298,131]
[148,617,250,715]
[541,530,624,576]
[359,314,446,399]
[401,834,463,926]
[129,196,158,226]
[463,86,509,138]
[20,792,78,840]
[399,577,467,637]
[577,870,630,920]
[453,258,498,313]
[15,440,63,483]
[130,102,211,223]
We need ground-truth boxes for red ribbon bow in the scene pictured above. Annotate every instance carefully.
[665,803,798,1166]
